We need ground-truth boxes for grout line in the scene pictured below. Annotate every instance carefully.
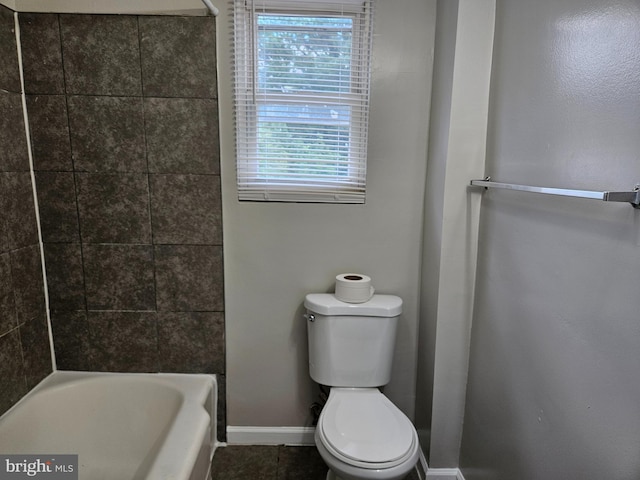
[136,15,160,326]
[275,445,281,479]
[0,322,22,341]
[13,11,57,372]
[57,12,92,323]
[14,92,219,101]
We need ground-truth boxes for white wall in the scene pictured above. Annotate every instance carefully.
[217,0,436,431]
[416,0,495,468]
[415,0,459,457]
[0,0,211,15]
[460,0,640,478]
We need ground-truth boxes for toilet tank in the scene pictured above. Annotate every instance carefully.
[304,293,403,387]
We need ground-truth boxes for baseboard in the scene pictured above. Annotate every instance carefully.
[418,446,465,480]
[426,468,465,480]
[226,426,316,446]
[226,428,465,480]
[416,449,428,480]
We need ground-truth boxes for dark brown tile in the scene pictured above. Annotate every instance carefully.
[0,172,38,251]
[0,292,15,337]
[155,245,223,312]
[0,253,16,335]
[0,330,28,416]
[35,171,80,242]
[145,98,220,174]
[158,311,224,373]
[210,445,417,480]
[140,16,217,98]
[150,174,222,245]
[83,244,155,311]
[85,311,158,372]
[27,95,73,171]
[405,467,421,480]
[68,96,146,172]
[0,205,7,253]
[211,446,278,480]
[10,244,45,325]
[0,5,20,93]
[19,312,53,389]
[43,243,85,311]
[50,310,91,371]
[0,93,30,172]
[19,13,65,94]
[216,374,227,443]
[76,173,151,244]
[60,14,142,96]
[276,446,327,480]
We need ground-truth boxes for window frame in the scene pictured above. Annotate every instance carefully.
[233,0,374,203]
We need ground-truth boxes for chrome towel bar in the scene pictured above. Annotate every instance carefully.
[470,178,640,209]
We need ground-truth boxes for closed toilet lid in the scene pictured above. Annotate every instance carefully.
[319,389,414,465]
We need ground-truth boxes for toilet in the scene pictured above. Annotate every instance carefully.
[304,293,419,480]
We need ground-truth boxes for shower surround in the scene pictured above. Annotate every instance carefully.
[0,4,52,415]
[0,5,226,437]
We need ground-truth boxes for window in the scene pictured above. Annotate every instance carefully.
[233,0,374,203]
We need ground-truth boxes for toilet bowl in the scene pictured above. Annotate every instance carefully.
[314,388,419,480]
[305,293,419,480]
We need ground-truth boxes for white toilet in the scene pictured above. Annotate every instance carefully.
[304,293,419,480]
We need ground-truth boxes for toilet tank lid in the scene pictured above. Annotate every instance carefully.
[304,294,402,317]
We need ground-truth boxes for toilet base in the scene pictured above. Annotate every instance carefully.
[316,428,419,480]
[324,469,415,480]
[326,470,352,480]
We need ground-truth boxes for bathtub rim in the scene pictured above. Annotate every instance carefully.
[0,370,220,478]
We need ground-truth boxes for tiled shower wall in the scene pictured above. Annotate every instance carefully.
[0,4,52,415]
[17,12,226,431]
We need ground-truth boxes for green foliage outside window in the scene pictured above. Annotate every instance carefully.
[255,14,354,180]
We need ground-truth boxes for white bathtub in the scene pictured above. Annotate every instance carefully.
[0,371,218,480]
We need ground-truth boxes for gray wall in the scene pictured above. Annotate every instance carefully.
[14,12,226,433]
[416,0,458,456]
[217,0,437,432]
[460,0,640,478]
[0,4,52,415]
[417,0,495,467]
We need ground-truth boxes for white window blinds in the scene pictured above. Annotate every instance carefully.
[233,0,374,203]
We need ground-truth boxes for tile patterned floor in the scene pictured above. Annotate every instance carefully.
[210,445,421,480]
[211,446,326,480]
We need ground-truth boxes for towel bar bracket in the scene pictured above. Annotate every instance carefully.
[470,178,640,209]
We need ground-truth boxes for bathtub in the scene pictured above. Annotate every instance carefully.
[0,371,218,480]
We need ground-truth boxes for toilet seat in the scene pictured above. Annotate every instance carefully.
[317,388,416,470]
